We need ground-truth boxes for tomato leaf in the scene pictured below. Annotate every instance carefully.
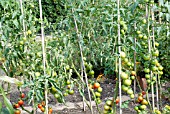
[0,86,14,114]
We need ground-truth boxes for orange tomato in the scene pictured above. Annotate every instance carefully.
[93,82,100,89]
[18,100,24,106]
[40,107,45,112]
[138,96,143,102]
[48,108,53,113]
[41,101,46,107]
[14,109,21,114]
[13,103,20,109]
[116,98,120,104]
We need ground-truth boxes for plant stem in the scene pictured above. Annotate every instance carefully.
[38,0,48,114]
[117,0,122,113]
[19,0,26,37]
[72,8,93,114]
[146,4,154,111]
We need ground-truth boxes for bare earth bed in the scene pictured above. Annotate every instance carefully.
[6,79,170,114]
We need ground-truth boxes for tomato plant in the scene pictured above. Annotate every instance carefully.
[0,0,169,114]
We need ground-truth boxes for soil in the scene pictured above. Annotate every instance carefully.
[2,78,170,114]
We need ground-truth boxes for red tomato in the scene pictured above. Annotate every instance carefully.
[116,98,120,104]
[21,93,25,98]
[142,91,146,95]
[38,104,43,109]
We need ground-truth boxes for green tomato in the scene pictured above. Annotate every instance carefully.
[143,35,148,40]
[122,85,129,92]
[147,79,151,84]
[123,58,128,63]
[123,79,132,86]
[95,92,101,97]
[145,74,150,79]
[152,50,159,56]
[134,106,139,111]
[97,87,103,93]
[104,105,110,111]
[68,90,74,95]
[89,70,95,75]
[155,42,159,47]
[130,94,135,99]
[144,68,150,73]
[51,87,57,93]
[35,72,41,77]
[138,34,143,39]
[54,93,60,99]
[121,29,125,35]
[120,51,126,58]
[106,100,112,106]
[136,31,141,34]
[158,66,163,71]
[139,105,147,110]
[130,76,135,80]
[127,62,131,66]
[121,72,128,79]
[142,19,147,24]
[152,76,157,81]
[143,54,150,61]
[127,89,133,95]
[158,71,163,75]
[151,59,158,65]
[151,66,158,71]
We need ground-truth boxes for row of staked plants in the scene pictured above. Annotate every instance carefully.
[0,0,170,114]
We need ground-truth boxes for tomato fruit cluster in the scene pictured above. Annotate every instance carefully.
[134,91,148,113]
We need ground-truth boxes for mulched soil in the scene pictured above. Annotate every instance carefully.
[3,78,170,114]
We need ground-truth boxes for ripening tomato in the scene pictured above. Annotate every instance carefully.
[142,91,146,95]
[40,107,45,112]
[38,104,43,109]
[48,108,53,113]
[131,71,136,76]
[138,96,143,102]
[21,93,25,98]
[18,100,24,106]
[93,82,100,89]
[116,98,120,104]
[41,101,46,107]
[141,99,148,105]
[13,103,20,109]
[14,109,21,114]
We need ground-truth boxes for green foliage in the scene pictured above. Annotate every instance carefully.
[0,86,14,114]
